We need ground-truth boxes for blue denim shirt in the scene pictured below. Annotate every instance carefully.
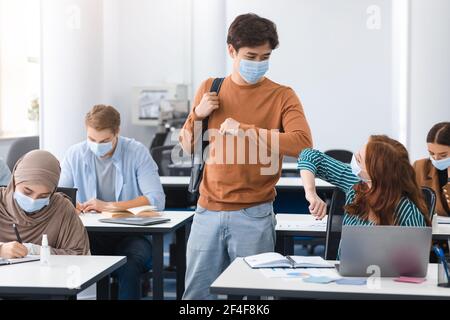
[59,136,165,210]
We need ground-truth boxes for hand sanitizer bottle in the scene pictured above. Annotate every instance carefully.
[40,234,51,266]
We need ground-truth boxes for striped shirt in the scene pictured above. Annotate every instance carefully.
[297,148,427,227]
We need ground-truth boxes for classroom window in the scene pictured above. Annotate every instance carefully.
[0,0,41,138]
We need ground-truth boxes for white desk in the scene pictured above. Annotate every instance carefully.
[276,213,327,237]
[160,176,334,189]
[211,258,450,299]
[274,215,450,255]
[80,211,194,300]
[275,214,327,255]
[432,223,450,241]
[0,255,126,300]
[80,211,193,233]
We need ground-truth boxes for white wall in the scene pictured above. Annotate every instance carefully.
[408,0,450,161]
[102,0,192,147]
[225,0,394,153]
[40,0,449,161]
[40,0,103,160]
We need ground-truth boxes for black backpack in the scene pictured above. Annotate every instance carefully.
[188,78,225,198]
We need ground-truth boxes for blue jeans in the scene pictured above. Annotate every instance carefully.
[89,234,153,300]
[183,202,276,300]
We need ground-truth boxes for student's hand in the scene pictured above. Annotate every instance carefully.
[305,192,327,220]
[219,118,240,136]
[75,202,84,215]
[194,92,220,119]
[81,199,112,213]
[0,241,28,259]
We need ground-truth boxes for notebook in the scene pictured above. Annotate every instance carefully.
[101,205,161,219]
[0,255,40,266]
[244,252,334,269]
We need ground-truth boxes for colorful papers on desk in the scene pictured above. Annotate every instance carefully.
[260,268,340,280]
[259,268,310,278]
[335,278,367,285]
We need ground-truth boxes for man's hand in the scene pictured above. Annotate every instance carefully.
[0,241,28,259]
[194,92,220,119]
[80,199,113,213]
[219,118,240,136]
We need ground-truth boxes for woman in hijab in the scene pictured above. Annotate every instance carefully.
[0,150,90,259]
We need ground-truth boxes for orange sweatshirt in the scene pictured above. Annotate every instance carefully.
[179,76,313,211]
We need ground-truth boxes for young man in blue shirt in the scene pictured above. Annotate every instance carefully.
[60,105,165,300]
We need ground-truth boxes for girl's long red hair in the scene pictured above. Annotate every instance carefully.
[345,135,430,226]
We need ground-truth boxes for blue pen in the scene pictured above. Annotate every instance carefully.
[433,245,450,283]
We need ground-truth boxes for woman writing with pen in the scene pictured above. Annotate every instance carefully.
[0,150,89,259]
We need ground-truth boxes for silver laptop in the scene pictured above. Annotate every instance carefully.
[338,225,432,277]
[99,217,171,226]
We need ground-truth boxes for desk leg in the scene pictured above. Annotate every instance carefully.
[97,274,111,300]
[152,233,164,300]
[275,234,286,255]
[175,224,188,300]
[285,237,294,256]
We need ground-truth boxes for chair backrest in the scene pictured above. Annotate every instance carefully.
[150,145,190,176]
[56,187,77,207]
[421,186,436,219]
[6,136,39,171]
[0,186,77,207]
[325,188,347,260]
[324,149,353,164]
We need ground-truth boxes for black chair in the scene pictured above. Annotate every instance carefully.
[421,186,436,219]
[150,145,191,177]
[325,188,347,260]
[56,187,77,207]
[6,136,39,171]
[324,149,353,164]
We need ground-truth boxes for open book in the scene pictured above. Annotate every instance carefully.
[101,205,161,219]
[244,252,334,269]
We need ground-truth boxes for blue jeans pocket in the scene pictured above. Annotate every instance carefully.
[240,202,273,219]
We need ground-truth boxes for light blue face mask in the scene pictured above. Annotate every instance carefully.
[87,139,113,157]
[239,59,269,84]
[351,154,371,182]
[430,156,450,171]
[14,191,49,214]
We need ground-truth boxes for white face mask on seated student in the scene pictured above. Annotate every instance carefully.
[426,122,450,171]
[350,150,372,183]
[86,126,119,159]
[430,156,450,171]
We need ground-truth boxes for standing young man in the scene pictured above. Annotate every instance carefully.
[60,105,165,300]
[179,14,313,299]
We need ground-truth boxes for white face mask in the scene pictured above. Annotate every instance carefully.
[14,191,49,214]
[87,139,114,157]
[430,156,450,171]
[239,59,269,84]
[351,154,371,182]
